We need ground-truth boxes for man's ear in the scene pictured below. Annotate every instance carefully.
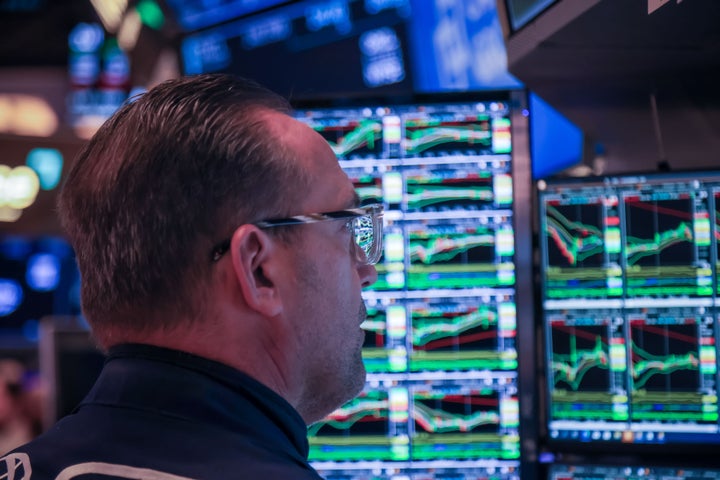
[228,224,284,317]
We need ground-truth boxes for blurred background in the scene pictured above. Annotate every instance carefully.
[1,1,720,479]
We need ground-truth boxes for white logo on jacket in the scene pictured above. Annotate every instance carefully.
[0,455,197,480]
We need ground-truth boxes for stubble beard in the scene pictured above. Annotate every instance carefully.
[294,257,368,424]
[299,307,367,425]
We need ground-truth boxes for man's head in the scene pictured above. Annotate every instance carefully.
[59,74,299,339]
[58,73,378,422]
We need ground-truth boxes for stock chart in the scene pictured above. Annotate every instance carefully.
[295,97,519,480]
[539,172,720,447]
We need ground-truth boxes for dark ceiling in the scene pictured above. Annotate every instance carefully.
[0,0,98,67]
[504,0,720,173]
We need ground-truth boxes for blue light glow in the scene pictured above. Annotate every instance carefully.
[305,1,350,33]
[23,319,39,342]
[69,23,104,53]
[0,237,31,260]
[26,148,64,190]
[37,237,72,259]
[26,253,61,292]
[0,279,23,316]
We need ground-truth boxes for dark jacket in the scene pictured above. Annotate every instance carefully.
[0,344,324,480]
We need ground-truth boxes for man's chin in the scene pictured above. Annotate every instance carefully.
[347,358,367,401]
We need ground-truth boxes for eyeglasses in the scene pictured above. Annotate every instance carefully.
[210,203,384,265]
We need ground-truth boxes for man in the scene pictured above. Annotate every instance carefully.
[1,74,382,479]
[0,360,34,455]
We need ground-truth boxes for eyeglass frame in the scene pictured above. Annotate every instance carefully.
[210,203,384,265]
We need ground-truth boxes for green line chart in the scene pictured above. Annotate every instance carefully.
[550,323,610,392]
[623,196,694,267]
[629,321,700,392]
[317,119,383,158]
[544,203,604,268]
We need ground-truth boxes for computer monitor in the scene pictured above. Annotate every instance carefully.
[537,169,720,453]
[292,90,535,479]
[502,0,558,33]
[546,462,720,480]
[38,316,105,430]
[177,0,416,98]
[172,0,522,98]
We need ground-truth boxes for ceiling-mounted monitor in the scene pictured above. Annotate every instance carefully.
[503,0,558,32]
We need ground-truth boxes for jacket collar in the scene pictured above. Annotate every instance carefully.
[82,343,310,462]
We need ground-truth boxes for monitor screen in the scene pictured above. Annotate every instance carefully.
[174,0,522,98]
[547,463,720,480]
[293,91,531,479]
[165,0,292,32]
[537,170,720,451]
[179,0,416,98]
[406,0,522,93]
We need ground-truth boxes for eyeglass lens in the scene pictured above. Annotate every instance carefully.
[352,212,382,265]
[354,216,374,260]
